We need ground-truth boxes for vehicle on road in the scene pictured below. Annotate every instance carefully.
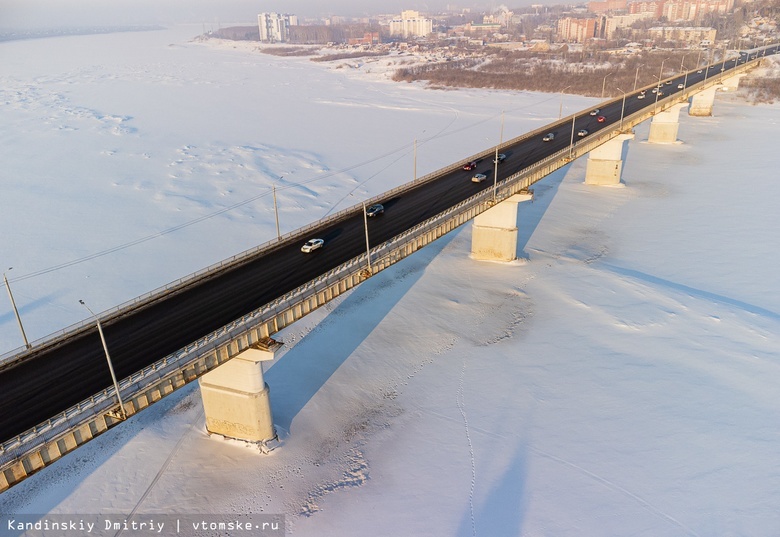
[463,161,477,170]
[471,173,487,183]
[577,129,589,137]
[301,238,325,253]
[493,153,506,164]
[697,69,703,73]
[597,115,606,123]
[665,80,672,85]
[366,203,384,217]
[543,132,555,142]
[677,83,685,89]
[589,109,600,116]
[637,93,646,99]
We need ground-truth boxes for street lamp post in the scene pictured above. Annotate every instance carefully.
[413,138,417,181]
[601,72,614,99]
[568,113,576,160]
[616,87,628,131]
[654,58,669,115]
[680,54,688,89]
[3,268,30,349]
[79,300,127,420]
[362,202,372,276]
[633,65,642,91]
[559,85,572,119]
[272,183,281,241]
[492,111,505,203]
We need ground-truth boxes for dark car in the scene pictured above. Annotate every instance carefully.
[463,161,477,170]
[366,203,384,217]
[493,153,506,164]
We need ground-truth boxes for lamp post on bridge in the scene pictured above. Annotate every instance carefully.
[79,299,127,420]
[559,85,572,119]
[362,202,372,276]
[680,54,689,89]
[615,87,628,132]
[492,111,505,203]
[568,112,577,160]
[633,64,642,92]
[3,267,30,350]
[654,58,669,115]
[601,71,614,99]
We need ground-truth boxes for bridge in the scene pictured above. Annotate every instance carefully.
[1,45,777,492]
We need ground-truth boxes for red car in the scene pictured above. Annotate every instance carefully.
[597,115,606,123]
[463,161,477,171]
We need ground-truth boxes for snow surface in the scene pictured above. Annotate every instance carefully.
[2,26,780,536]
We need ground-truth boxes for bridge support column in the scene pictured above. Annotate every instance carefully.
[199,340,280,444]
[584,133,634,186]
[689,86,717,116]
[471,192,533,262]
[648,103,687,144]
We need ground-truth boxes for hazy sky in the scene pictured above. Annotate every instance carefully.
[0,0,489,29]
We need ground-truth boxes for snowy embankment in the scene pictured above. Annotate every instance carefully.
[1,26,780,536]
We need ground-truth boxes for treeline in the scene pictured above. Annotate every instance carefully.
[210,26,259,41]
[392,50,743,98]
[289,24,378,44]
[259,47,316,57]
[310,51,390,62]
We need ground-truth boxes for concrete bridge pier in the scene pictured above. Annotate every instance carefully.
[471,192,533,262]
[199,339,280,444]
[689,86,717,116]
[584,133,634,186]
[648,103,688,144]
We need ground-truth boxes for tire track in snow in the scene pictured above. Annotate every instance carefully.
[457,356,477,537]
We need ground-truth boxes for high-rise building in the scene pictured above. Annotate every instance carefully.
[557,17,598,42]
[389,10,433,38]
[258,13,298,43]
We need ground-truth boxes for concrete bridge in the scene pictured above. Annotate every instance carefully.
[1,46,777,492]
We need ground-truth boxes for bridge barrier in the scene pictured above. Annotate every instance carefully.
[0,56,765,492]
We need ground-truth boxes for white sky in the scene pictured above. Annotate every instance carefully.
[0,0,493,29]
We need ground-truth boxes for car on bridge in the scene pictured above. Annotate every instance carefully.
[472,173,487,183]
[589,108,600,116]
[493,153,506,164]
[463,161,477,170]
[637,93,646,99]
[301,238,325,253]
[366,203,384,217]
[597,115,606,123]
[577,129,589,137]
[543,132,555,142]
[678,83,685,89]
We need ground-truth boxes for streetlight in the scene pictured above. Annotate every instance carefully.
[601,71,614,99]
[79,299,127,420]
[413,138,417,181]
[272,182,281,241]
[633,64,642,91]
[680,54,688,90]
[568,113,577,160]
[3,268,29,349]
[654,58,669,115]
[615,87,628,131]
[362,202,372,276]
[492,111,505,203]
[559,85,572,119]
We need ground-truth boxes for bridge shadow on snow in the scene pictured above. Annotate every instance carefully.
[265,232,458,431]
[515,164,569,260]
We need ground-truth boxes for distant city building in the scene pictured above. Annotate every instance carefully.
[589,0,628,13]
[258,13,298,43]
[628,0,665,18]
[649,26,717,44]
[348,32,381,46]
[557,17,598,42]
[603,12,654,38]
[389,10,433,38]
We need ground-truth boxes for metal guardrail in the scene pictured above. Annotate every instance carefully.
[0,55,766,491]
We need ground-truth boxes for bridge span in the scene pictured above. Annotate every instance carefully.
[1,46,777,492]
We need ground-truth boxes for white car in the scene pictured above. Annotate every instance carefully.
[589,108,600,116]
[301,238,324,253]
[543,132,555,141]
[577,129,589,137]
[677,83,684,89]
[472,173,487,183]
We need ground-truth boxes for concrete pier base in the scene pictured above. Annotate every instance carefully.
[471,192,533,262]
[648,103,687,144]
[584,133,634,185]
[689,86,717,116]
[199,340,280,443]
